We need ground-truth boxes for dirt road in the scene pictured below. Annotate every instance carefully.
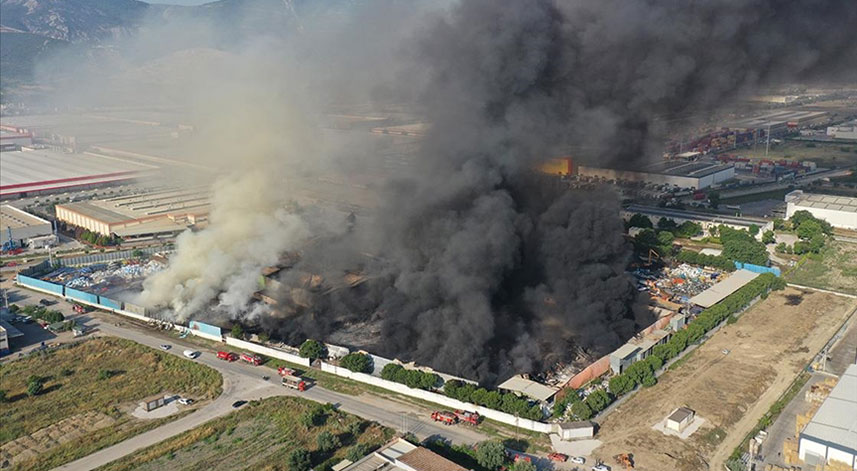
[591,287,856,471]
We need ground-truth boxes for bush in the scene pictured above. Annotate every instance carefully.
[513,461,537,471]
[97,369,114,380]
[299,339,326,360]
[301,405,326,427]
[340,352,372,373]
[287,448,312,471]
[762,230,775,244]
[381,364,442,390]
[27,376,44,397]
[570,401,593,420]
[0,390,6,403]
[628,214,653,229]
[675,250,736,271]
[316,431,340,453]
[444,380,542,420]
[346,444,368,462]
[230,324,244,339]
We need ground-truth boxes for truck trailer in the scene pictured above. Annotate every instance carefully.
[281,374,307,391]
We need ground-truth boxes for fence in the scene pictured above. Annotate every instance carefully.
[65,287,99,304]
[58,246,169,267]
[734,261,781,276]
[225,337,310,367]
[16,274,64,296]
[99,297,122,310]
[566,355,611,390]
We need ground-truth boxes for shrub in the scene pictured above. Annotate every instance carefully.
[570,401,593,420]
[675,250,736,271]
[382,364,442,391]
[27,377,44,397]
[230,324,244,339]
[316,431,340,453]
[346,444,368,462]
[287,448,312,471]
[762,230,775,244]
[513,461,537,471]
[340,352,372,373]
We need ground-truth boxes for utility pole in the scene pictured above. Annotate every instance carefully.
[765,123,772,158]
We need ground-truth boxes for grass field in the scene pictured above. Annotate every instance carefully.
[95,396,394,471]
[785,241,857,294]
[738,140,857,167]
[0,337,222,471]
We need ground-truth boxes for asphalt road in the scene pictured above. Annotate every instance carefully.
[45,310,489,471]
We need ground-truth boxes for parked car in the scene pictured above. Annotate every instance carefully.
[548,452,569,462]
[177,398,194,405]
[39,298,55,306]
[160,344,171,351]
[592,464,611,471]
[232,400,246,408]
[183,350,200,359]
[570,456,586,464]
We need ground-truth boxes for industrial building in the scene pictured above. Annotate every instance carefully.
[666,407,696,433]
[55,187,210,240]
[609,328,674,374]
[0,148,157,199]
[689,269,761,308]
[0,128,33,151]
[785,190,857,230]
[798,364,857,469]
[826,120,857,140]
[622,205,774,239]
[339,437,466,471]
[1,205,56,249]
[578,160,735,189]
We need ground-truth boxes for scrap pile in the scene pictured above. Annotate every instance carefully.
[42,260,164,292]
[652,264,716,304]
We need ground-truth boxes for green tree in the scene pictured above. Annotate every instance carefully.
[570,400,593,420]
[775,242,787,253]
[475,440,506,470]
[316,431,340,453]
[797,219,822,240]
[131,249,144,258]
[608,374,634,396]
[287,448,312,471]
[762,230,776,244]
[748,224,760,236]
[585,389,612,412]
[299,339,325,360]
[0,390,6,403]
[773,218,788,230]
[628,214,653,229]
[301,406,325,427]
[230,324,244,339]
[675,221,702,238]
[340,353,372,373]
[657,230,675,250]
[657,218,678,231]
[97,369,113,380]
[708,191,721,209]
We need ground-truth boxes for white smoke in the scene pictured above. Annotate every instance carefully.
[139,171,310,320]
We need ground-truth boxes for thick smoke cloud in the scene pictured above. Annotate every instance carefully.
[46,0,856,383]
[263,0,857,382]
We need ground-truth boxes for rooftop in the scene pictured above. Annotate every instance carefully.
[611,343,641,361]
[1,205,51,230]
[341,438,466,471]
[398,448,467,471]
[641,160,735,178]
[624,205,770,228]
[497,374,560,402]
[57,187,210,225]
[801,364,857,454]
[726,110,828,129]
[787,190,857,214]
[689,269,760,308]
[668,407,695,423]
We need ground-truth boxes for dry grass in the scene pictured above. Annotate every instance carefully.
[785,241,857,294]
[0,337,221,471]
[96,396,394,471]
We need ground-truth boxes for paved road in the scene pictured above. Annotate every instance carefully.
[46,311,488,471]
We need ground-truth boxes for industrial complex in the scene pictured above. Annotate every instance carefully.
[577,159,736,189]
[55,187,210,240]
[0,204,56,250]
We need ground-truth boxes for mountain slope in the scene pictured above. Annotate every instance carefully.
[0,0,151,42]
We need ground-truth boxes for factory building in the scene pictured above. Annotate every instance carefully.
[339,438,466,471]
[786,190,857,230]
[578,160,735,189]
[689,269,760,308]
[622,205,774,240]
[827,122,857,141]
[798,364,857,469]
[55,187,210,240]
[0,148,156,199]
[725,110,829,136]
[0,128,33,151]
[1,205,56,249]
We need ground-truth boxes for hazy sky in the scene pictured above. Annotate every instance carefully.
[145,0,210,5]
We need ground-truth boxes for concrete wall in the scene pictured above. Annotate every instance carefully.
[567,355,610,389]
[225,337,310,367]
[787,202,857,230]
[319,361,558,434]
[17,274,64,296]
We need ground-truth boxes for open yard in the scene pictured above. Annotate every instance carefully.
[0,337,222,471]
[95,396,394,471]
[785,241,857,294]
[592,288,856,471]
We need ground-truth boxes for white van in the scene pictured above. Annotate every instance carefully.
[183,350,200,359]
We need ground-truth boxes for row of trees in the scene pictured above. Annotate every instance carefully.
[10,304,64,323]
[340,352,372,373]
[380,363,442,390]
[77,229,121,247]
[443,380,544,420]
[555,273,786,421]
[628,215,702,239]
[675,250,736,271]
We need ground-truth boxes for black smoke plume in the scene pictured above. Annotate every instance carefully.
[267,0,857,383]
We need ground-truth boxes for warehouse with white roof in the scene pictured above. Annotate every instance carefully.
[786,190,857,230]
[798,363,857,469]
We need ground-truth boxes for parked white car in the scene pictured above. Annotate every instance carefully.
[183,350,200,359]
[177,398,194,405]
[571,456,586,464]
[592,465,611,471]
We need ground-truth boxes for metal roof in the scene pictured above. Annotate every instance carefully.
[668,407,695,423]
[689,269,760,308]
[497,374,559,402]
[790,192,857,214]
[801,364,857,454]
[611,343,641,361]
[0,204,51,229]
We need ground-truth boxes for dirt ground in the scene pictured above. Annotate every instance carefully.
[592,288,856,471]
